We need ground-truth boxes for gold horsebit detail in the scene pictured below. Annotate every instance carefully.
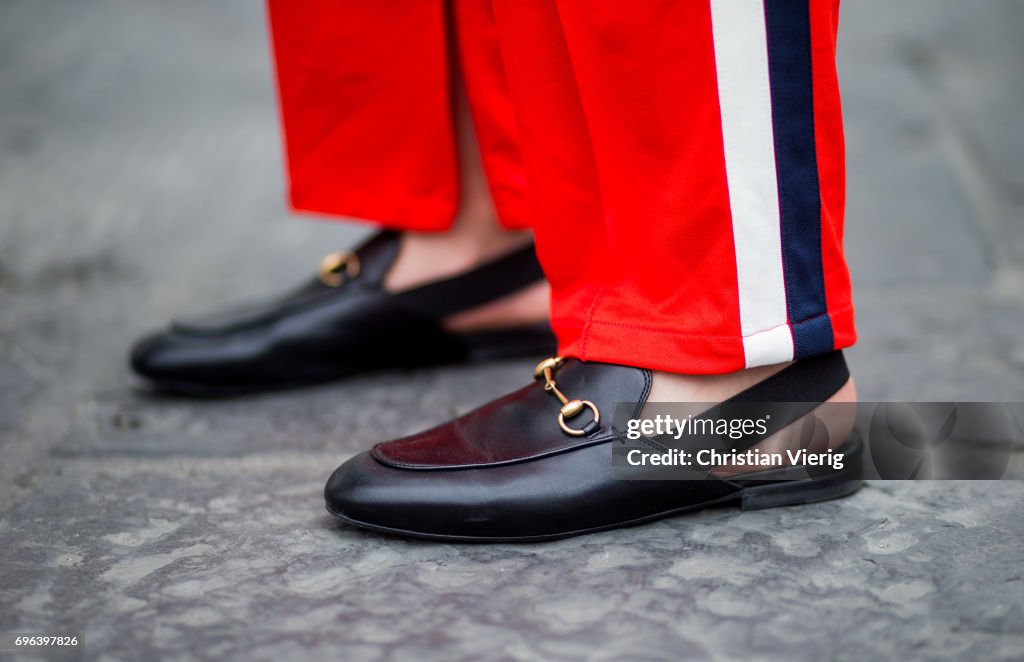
[318,251,361,287]
[533,357,600,437]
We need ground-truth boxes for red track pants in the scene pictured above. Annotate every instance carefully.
[267,0,856,374]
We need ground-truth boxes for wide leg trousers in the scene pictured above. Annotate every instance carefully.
[267,0,856,374]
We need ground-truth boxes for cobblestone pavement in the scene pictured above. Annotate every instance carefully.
[1,1,1022,660]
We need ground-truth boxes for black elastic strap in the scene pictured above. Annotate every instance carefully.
[704,350,850,453]
[393,243,546,318]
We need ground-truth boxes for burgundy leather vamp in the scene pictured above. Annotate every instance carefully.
[370,360,651,470]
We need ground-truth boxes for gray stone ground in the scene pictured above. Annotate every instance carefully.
[1,1,1023,660]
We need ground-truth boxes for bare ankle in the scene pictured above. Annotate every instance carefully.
[645,362,791,406]
[383,227,533,291]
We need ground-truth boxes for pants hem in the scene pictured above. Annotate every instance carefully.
[553,304,856,374]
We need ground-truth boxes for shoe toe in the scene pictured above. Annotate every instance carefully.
[129,329,242,392]
[324,453,402,526]
[129,331,178,380]
[325,452,495,537]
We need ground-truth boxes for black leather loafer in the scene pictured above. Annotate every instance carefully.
[130,231,556,396]
[325,351,862,542]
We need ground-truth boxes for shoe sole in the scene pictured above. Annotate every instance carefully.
[134,327,557,398]
[325,477,863,544]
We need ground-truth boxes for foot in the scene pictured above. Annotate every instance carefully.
[324,351,862,542]
[129,231,556,396]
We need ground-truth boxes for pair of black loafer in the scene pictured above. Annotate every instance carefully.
[132,231,861,541]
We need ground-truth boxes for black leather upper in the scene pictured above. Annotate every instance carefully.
[130,232,556,395]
